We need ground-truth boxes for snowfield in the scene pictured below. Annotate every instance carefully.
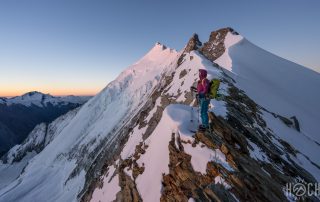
[91,165,120,202]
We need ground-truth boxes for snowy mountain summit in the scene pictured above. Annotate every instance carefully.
[1,27,320,202]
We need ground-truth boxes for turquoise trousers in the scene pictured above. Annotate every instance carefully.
[199,97,210,127]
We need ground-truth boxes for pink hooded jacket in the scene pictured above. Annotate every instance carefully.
[197,69,209,97]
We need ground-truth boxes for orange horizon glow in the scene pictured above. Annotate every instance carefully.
[0,79,109,98]
[0,88,100,98]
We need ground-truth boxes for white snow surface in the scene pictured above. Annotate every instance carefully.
[120,124,146,160]
[262,111,320,181]
[136,104,232,202]
[247,140,271,163]
[0,152,36,190]
[183,143,232,174]
[220,37,320,143]
[136,104,183,202]
[210,99,228,118]
[91,165,120,202]
[5,123,47,164]
[214,32,243,71]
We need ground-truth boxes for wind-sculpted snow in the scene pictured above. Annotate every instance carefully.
[214,32,243,71]
[213,33,320,181]
[218,38,320,142]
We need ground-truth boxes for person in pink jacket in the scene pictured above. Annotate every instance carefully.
[197,69,210,130]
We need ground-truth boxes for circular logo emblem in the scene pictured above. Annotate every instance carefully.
[293,183,306,197]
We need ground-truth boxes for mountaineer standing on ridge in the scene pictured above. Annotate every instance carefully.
[190,69,210,131]
[197,69,210,131]
[191,69,221,132]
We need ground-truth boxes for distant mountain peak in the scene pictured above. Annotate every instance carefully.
[154,42,166,49]
[1,91,91,107]
[20,91,53,100]
[22,91,43,96]
[199,27,242,63]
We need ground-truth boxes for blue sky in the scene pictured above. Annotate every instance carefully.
[0,0,319,96]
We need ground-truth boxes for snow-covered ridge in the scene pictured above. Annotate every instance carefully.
[1,28,320,202]
[0,43,180,202]
[1,91,92,107]
[223,38,320,143]
[214,32,243,71]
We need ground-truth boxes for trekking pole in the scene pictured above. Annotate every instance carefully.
[190,89,194,123]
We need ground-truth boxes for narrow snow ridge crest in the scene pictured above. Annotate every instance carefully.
[137,42,177,63]
[215,32,243,71]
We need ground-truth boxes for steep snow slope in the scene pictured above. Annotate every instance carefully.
[89,49,234,202]
[218,37,320,143]
[0,108,80,193]
[213,30,320,180]
[214,32,243,71]
[0,43,179,202]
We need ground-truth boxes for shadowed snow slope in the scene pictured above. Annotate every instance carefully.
[217,37,320,143]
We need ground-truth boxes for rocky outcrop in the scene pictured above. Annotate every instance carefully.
[116,170,142,202]
[184,33,202,53]
[102,143,146,201]
[199,27,236,62]
[265,111,301,132]
[161,133,236,202]
[178,34,202,66]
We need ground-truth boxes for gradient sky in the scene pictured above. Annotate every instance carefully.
[0,0,319,97]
